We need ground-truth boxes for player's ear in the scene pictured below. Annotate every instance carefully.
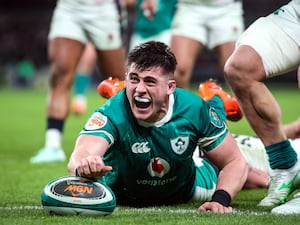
[167,80,176,94]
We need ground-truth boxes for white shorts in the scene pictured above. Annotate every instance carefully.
[236,1,300,78]
[129,29,172,51]
[48,0,123,50]
[171,1,244,49]
[233,135,271,173]
[237,17,300,78]
[234,134,300,174]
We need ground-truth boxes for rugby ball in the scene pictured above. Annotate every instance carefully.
[41,176,116,216]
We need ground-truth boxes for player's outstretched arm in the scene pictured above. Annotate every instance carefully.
[68,135,112,179]
[200,133,248,213]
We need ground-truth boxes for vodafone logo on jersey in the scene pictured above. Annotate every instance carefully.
[147,157,170,178]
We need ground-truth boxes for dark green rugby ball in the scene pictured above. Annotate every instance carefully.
[41,176,116,216]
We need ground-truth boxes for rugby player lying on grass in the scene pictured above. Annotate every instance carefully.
[68,41,248,213]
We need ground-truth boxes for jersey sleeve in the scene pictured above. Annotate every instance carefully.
[197,100,228,152]
[79,111,118,146]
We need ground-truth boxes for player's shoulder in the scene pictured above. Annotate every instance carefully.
[98,90,132,124]
[173,88,206,118]
[174,88,204,107]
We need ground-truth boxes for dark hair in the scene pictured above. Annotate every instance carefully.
[127,41,177,75]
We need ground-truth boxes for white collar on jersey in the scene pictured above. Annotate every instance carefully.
[137,94,174,128]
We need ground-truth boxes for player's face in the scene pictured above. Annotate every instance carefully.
[125,64,176,123]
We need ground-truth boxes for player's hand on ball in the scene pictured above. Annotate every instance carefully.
[198,201,233,213]
[76,155,112,179]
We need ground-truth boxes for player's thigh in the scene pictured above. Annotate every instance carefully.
[171,35,202,71]
[48,38,85,76]
[213,41,236,69]
[77,43,97,74]
[96,48,126,79]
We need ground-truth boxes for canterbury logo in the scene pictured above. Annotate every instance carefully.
[132,142,151,153]
[64,184,93,197]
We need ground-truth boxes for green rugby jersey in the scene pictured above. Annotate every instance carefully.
[80,88,227,205]
[134,0,177,39]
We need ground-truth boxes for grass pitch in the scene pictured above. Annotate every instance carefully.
[0,83,300,224]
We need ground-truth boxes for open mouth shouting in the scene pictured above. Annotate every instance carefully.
[134,96,151,109]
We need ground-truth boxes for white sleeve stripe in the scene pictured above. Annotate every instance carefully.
[197,124,227,148]
[79,130,115,147]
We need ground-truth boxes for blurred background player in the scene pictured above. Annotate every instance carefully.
[170,0,244,89]
[128,0,177,50]
[30,0,127,163]
[224,0,300,210]
[97,0,177,99]
[71,43,96,115]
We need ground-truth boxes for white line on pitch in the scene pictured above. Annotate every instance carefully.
[0,206,269,216]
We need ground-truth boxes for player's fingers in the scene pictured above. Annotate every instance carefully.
[101,165,113,175]
[89,156,112,178]
[224,206,233,213]
[89,156,102,173]
[198,202,232,213]
[198,203,214,212]
[211,205,233,214]
[94,160,112,177]
[76,158,91,177]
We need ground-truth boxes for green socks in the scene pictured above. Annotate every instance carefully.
[74,73,91,95]
[266,140,298,169]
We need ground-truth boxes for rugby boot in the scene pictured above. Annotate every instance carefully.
[97,77,125,99]
[258,161,300,206]
[71,95,87,115]
[271,192,300,214]
[198,79,243,121]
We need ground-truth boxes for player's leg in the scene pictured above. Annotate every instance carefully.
[171,35,202,89]
[224,16,300,206]
[213,41,236,73]
[170,3,204,89]
[87,0,126,98]
[96,48,126,81]
[30,38,85,163]
[72,43,97,115]
[95,48,126,99]
[208,0,244,73]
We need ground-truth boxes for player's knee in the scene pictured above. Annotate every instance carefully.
[49,64,74,89]
[175,66,190,88]
[224,58,255,95]
[224,57,243,85]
